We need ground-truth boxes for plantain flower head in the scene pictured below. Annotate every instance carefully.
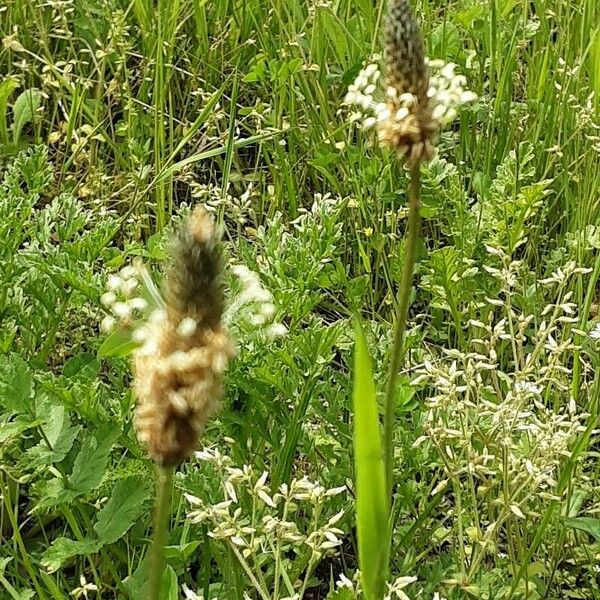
[345,0,476,166]
[133,207,234,466]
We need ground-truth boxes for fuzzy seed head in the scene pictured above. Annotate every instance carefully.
[345,0,476,167]
[133,207,234,466]
[164,207,224,331]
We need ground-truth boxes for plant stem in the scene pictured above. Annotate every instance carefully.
[383,164,422,501]
[149,465,174,600]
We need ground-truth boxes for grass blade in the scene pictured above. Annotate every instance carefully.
[353,320,389,600]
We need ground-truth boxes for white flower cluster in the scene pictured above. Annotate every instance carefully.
[184,447,346,599]
[100,262,149,331]
[225,264,287,338]
[426,60,478,124]
[344,59,477,133]
[335,572,446,600]
[411,255,592,574]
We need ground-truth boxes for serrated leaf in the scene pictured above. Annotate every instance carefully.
[26,405,80,467]
[352,321,388,600]
[70,427,119,495]
[94,476,152,544]
[564,517,600,541]
[0,354,32,413]
[12,88,43,143]
[41,537,102,573]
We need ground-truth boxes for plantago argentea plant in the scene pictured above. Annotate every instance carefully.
[346,1,475,597]
[133,206,233,599]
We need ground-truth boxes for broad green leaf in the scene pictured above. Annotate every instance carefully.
[564,517,600,541]
[12,88,43,143]
[41,537,102,573]
[62,352,100,379]
[0,354,32,413]
[164,541,201,563]
[94,476,152,544]
[69,427,119,495]
[26,404,80,467]
[352,321,388,600]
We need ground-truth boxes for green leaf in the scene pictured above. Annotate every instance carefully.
[97,327,138,358]
[564,517,600,541]
[12,88,43,143]
[94,476,152,544]
[352,321,389,600]
[62,352,100,379]
[0,354,32,413]
[0,77,19,144]
[326,588,354,600]
[164,541,202,563]
[26,404,80,467]
[69,427,119,495]
[41,537,102,573]
[0,419,40,444]
[160,566,178,600]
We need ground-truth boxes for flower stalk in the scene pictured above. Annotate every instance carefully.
[148,466,173,600]
[345,0,475,503]
[383,164,421,500]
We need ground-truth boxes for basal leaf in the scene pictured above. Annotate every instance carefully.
[69,427,119,495]
[352,321,389,600]
[0,354,33,413]
[94,476,152,545]
[564,517,600,541]
[12,88,43,143]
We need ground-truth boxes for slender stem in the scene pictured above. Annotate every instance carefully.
[229,545,271,600]
[383,164,422,501]
[149,465,174,600]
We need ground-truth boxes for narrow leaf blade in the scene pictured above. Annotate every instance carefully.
[353,321,389,599]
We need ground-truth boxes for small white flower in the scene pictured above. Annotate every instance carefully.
[70,575,98,598]
[100,291,117,307]
[100,315,116,332]
[128,297,148,311]
[177,317,197,337]
[112,301,131,319]
[106,274,123,291]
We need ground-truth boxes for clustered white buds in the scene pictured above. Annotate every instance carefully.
[100,262,148,332]
[345,59,476,165]
[185,448,347,564]
[226,264,287,338]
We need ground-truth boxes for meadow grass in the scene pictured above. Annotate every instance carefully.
[1,0,600,598]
